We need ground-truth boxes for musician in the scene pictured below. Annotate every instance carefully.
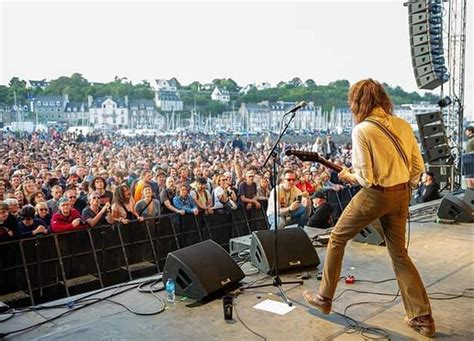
[303,79,435,338]
[266,169,310,229]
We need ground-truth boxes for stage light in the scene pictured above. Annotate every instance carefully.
[438,96,452,108]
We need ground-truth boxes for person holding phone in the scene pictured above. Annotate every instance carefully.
[82,191,114,227]
[266,169,310,230]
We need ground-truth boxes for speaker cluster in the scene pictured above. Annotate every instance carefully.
[408,0,449,90]
[415,111,450,163]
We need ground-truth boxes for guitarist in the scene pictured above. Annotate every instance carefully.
[303,79,435,338]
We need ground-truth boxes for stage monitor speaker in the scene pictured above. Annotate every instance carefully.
[354,219,385,246]
[163,240,245,301]
[463,189,474,210]
[437,194,474,223]
[250,228,320,274]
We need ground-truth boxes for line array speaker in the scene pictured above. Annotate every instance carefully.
[407,0,449,90]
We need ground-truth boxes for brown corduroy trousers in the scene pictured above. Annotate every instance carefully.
[320,186,432,319]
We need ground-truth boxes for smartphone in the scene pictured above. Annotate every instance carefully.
[296,195,302,202]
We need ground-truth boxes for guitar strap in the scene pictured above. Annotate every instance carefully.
[365,118,409,170]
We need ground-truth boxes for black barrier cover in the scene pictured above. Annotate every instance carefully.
[0,208,269,307]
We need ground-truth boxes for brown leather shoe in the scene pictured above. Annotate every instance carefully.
[303,290,332,314]
[405,314,436,338]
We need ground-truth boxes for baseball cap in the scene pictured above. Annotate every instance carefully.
[311,191,327,200]
[20,205,36,219]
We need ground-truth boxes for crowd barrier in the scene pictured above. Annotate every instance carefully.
[0,206,268,307]
[326,185,360,222]
[0,188,356,307]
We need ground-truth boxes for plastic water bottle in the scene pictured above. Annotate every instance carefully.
[165,278,175,303]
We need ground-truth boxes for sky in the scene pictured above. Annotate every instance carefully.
[0,0,472,117]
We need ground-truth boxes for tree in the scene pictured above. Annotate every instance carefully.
[221,78,239,93]
[9,77,27,88]
[304,79,317,87]
[0,85,9,104]
[288,77,302,87]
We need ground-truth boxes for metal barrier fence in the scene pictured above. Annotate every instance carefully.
[0,187,357,307]
[0,206,269,307]
[326,185,360,223]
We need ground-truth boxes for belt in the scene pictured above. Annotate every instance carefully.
[371,182,409,192]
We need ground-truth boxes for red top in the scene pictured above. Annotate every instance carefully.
[296,181,316,195]
[51,208,87,233]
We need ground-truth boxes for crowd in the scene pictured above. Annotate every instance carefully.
[0,126,441,242]
[0,129,356,242]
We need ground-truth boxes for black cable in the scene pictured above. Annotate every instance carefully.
[0,313,14,323]
[233,299,267,341]
[0,278,166,339]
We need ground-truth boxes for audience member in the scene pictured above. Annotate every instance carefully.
[135,185,161,217]
[238,170,261,210]
[267,169,310,229]
[190,177,214,215]
[35,201,51,228]
[307,191,333,229]
[17,205,49,238]
[82,191,114,227]
[50,197,86,233]
[0,201,20,241]
[173,185,199,216]
[415,171,441,203]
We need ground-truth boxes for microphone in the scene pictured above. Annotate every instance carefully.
[284,101,307,115]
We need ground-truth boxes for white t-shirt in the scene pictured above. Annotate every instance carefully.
[213,186,225,209]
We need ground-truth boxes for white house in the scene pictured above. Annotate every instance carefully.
[154,79,178,92]
[88,96,129,129]
[26,79,50,90]
[239,84,255,95]
[65,102,88,126]
[211,87,230,102]
[129,99,165,129]
[154,91,183,112]
[256,82,272,90]
[30,94,68,123]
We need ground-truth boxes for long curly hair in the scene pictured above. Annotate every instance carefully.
[113,183,131,205]
[348,79,393,124]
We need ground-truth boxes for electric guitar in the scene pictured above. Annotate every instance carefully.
[285,150,343,173]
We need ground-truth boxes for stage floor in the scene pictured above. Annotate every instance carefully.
[2,200,473,340]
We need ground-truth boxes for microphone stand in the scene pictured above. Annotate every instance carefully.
[243,108,303,307]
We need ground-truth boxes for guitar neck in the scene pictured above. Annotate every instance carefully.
[286,150,343,173]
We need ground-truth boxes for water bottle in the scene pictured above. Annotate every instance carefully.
[435,218,456,224]
[165,278,175,303]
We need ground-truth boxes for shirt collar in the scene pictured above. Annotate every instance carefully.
[369,107,389,119]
